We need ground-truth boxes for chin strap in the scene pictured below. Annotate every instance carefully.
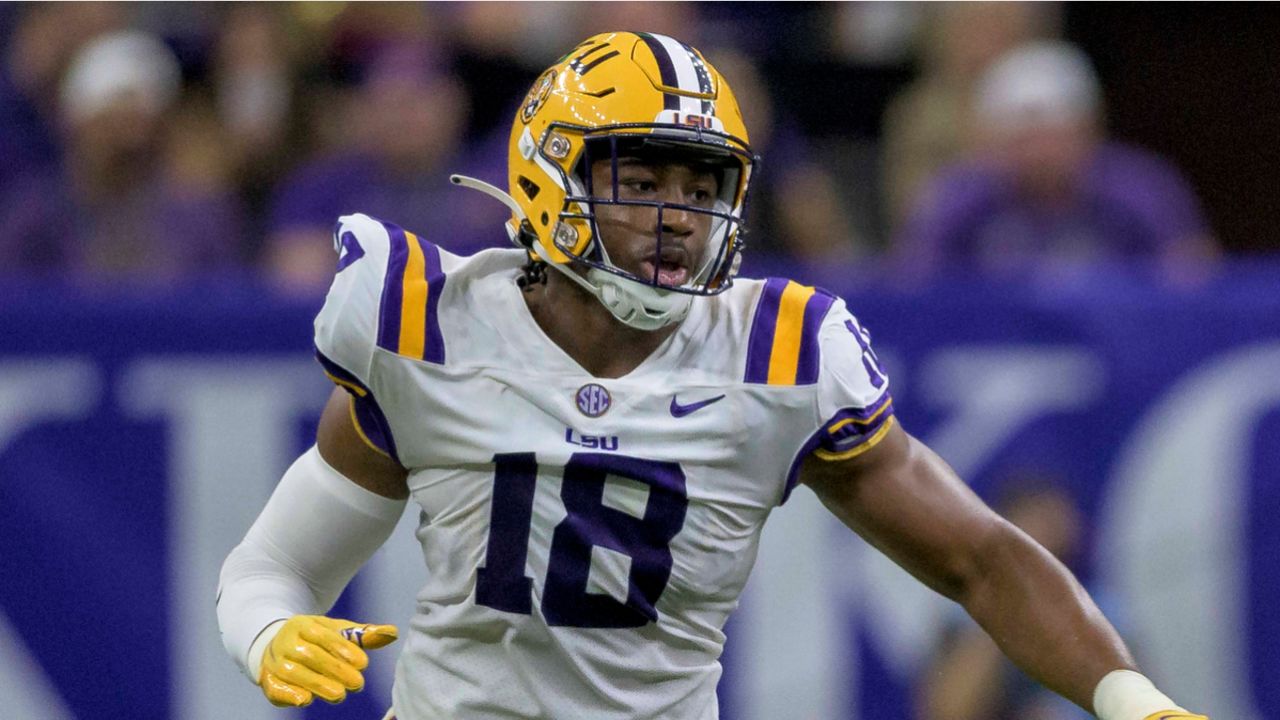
[449,173,690,330]
[588,269,692,330]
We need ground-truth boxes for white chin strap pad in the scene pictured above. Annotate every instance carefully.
[590,268,692,331]
[533,237,693,331]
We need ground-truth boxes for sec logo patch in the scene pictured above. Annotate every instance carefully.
[575,383,611,417]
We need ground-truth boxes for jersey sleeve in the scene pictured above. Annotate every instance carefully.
[313,212,448,462]
[314,213,393,387]
[812,298,895,461]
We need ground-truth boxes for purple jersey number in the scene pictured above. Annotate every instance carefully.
[845,318,887,388]
[476,452,688,628]
[335,230,365,272]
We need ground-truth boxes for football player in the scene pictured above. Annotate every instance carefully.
[217,31,1208,720]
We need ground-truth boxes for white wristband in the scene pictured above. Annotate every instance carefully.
[247,619,287,682]
[1093,669,1183,720]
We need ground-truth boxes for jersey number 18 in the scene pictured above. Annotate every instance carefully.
[475,452,688,628]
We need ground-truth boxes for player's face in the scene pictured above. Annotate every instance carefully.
[588,157,720,287]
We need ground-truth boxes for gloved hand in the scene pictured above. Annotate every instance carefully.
[257,615,398,707]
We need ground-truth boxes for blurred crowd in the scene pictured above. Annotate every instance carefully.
[0,2,1229,292]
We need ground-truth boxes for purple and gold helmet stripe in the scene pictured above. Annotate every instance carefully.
[673,37,715,113]
[637,33,680,111]
[744,279,835,385]
[376,222,447,363]
[315,349,400,462]
[636,32,713,114]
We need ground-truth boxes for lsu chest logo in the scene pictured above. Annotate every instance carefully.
[569,384,618,450]
[565,427,619,451]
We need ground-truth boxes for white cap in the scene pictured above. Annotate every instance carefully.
[60,31,182,124]
[975,40,1101,131]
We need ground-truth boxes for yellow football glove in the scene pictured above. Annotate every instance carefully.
[258,615,398,707]
[1141,713,1209,720]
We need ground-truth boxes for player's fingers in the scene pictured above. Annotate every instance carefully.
[315,617,399,651]
[271,658,349,704]
[344,623,398,650]
[287,637,365,691]
[300,622,370,669]
[260,671,313,707]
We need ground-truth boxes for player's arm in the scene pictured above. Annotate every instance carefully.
[216,387,408,706]
[799,422,1205,720]
[316,386,410,500]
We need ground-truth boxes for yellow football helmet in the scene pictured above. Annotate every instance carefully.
[457,31,757,330]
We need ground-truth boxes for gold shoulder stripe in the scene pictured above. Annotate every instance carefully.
[398,231,429,360]
[766,282,816,385]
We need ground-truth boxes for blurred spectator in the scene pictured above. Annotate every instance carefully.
[448,3,580,138]
[212,5,304,217]
[263,34,508,293]
[891,41,1217,287]
[881,2,1054,229]
[0,30,247,280]
[916,478,1091,720]
[828,2,922,68]
[0,3,123,199]
[576,1,702,41]
[708,48,864,271]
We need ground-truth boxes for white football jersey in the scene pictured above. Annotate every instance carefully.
[314,214,894,720]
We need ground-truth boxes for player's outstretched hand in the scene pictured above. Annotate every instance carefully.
[258,615,398,707]
[1142,713,1209,719]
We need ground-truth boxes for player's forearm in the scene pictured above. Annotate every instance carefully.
[958,518,1134,713]
[920,630,1008,720]
[217,536,328,674]
[217,446,406,676]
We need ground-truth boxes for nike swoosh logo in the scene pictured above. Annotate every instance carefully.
[670,394,726,417]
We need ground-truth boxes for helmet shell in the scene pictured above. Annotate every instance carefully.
[507,31,754,271]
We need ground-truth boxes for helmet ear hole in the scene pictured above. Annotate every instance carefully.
[517,176,541,201]
[540,212,549,226]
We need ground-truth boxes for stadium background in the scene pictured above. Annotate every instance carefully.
[1,3,1277,719]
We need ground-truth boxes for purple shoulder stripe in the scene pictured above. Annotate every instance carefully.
[421,234,446,364]
[376,222,409,354]
[374,218,447,364]
[794,288,837,385]
[744,280,838,385]
[744,277,789,383]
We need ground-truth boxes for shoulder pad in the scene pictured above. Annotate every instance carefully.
[743,278,838,385]
[315,214,450,386]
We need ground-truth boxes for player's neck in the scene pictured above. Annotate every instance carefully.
[523,271,677,379]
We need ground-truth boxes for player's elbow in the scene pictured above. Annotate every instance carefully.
[948,516,1030,612]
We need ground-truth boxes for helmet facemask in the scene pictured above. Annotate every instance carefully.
[485,31,759,330]
[535,126,752,328]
